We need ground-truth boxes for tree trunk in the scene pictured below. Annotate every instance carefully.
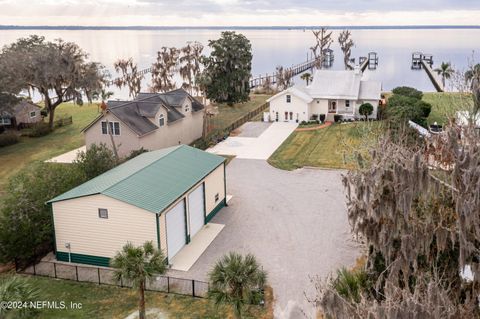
[138,281,146,319]
[48,106,55,130]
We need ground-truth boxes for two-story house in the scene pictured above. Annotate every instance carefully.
[267,69,382,122]
[82,89,204,157]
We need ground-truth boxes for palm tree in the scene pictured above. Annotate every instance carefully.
[300,72,312,85]
[465,64,480,113]
[434,62,454,89]
[0,276,39,318]
[93,89,113,113]
[111,242,167,319]
[209,252,267,319]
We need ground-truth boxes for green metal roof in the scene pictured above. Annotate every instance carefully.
[48,145,225,214]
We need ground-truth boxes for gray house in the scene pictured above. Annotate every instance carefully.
[82,89,205,157]
[0,100,42,128]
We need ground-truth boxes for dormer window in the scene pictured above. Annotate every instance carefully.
[159,114,165,127]
[184,105,190,113]
[286,95,291,103]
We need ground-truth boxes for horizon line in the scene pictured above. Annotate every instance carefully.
[1,24,480,31]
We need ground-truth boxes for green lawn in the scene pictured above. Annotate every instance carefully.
[1,274,272,319]
[268,121,382,171]
[424,92,473,125]
[0,103,99,201]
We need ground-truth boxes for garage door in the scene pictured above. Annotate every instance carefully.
[166,200,186,260]
[188,184,205,239]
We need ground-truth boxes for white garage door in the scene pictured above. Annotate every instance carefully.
[166,200,186,260]
[188,184,205,239]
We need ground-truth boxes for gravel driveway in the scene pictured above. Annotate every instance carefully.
[168,159,360,318]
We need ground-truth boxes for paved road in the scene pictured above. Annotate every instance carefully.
[169,159,360,318]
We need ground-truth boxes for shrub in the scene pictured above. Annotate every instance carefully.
[359,103,374,121]
[125,148,149,161]
[0,132,19,147]
[334,114,343,123]
[332,267,369,303]
[27,122,51,137]
[392,86,423,100]
[0,162,86,266]
[74,143,117,180]
[387,95,432,128]
[319,114,326,123]
[300,121,308,125]
[54,116,72,128]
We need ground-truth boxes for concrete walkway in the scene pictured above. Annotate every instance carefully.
[169,223,225,272]
[46,146,86,163]
[207,122,297,160]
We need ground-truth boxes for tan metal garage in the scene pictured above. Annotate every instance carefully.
[48,145,227,267]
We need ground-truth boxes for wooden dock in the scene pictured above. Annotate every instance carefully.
[411,52,444,92]
[421,59,444,92]
[359,52,378,72]
[249,57,322,89]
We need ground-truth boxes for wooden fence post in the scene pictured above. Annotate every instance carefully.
[97,267,101,284]
[167,277,170,293]
[192,280,195,297]
[75,266,79,281]
[53,262,57,278]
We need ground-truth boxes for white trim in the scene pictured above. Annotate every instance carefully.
[101,121,121,136]
[30,111,37,118]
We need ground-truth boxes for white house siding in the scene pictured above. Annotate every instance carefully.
[309,99,329,117]
[53,194,157,259]
[269,92,309,123]
[84,113,141,158]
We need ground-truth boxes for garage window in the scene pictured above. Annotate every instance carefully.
[286,95,291,103]
[98,208,108,219]
[215,193,219,202]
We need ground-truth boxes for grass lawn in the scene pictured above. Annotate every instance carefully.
[1,274,272,319]
[424,92,473,125]
[0,103,99,201]
[209,94,270,131]
[268,121,382,171]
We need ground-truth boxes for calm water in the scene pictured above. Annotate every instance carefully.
[0,28,479,99]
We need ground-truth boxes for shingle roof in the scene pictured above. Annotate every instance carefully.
[48,145,225,214]
[83,88,204,136]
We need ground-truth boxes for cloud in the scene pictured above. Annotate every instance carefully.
[0,0,479,25]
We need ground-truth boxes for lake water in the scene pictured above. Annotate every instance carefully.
[1,28,479,99]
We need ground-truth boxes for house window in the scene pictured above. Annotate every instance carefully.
[286,95,291,103]
[345,100,350,108]
[215,193,219,202]
[289,112,293,120]
[275,112,279,122]
[184,104,190,113]
[317,100,320,104]
[98,208,108,219]
[101,122,108,134]
[159,114,165,127]
[101,121,120,135]
[0,118,11,125]
[30,111,36,118]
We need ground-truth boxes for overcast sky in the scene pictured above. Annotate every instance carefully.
[1,0,479,26]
